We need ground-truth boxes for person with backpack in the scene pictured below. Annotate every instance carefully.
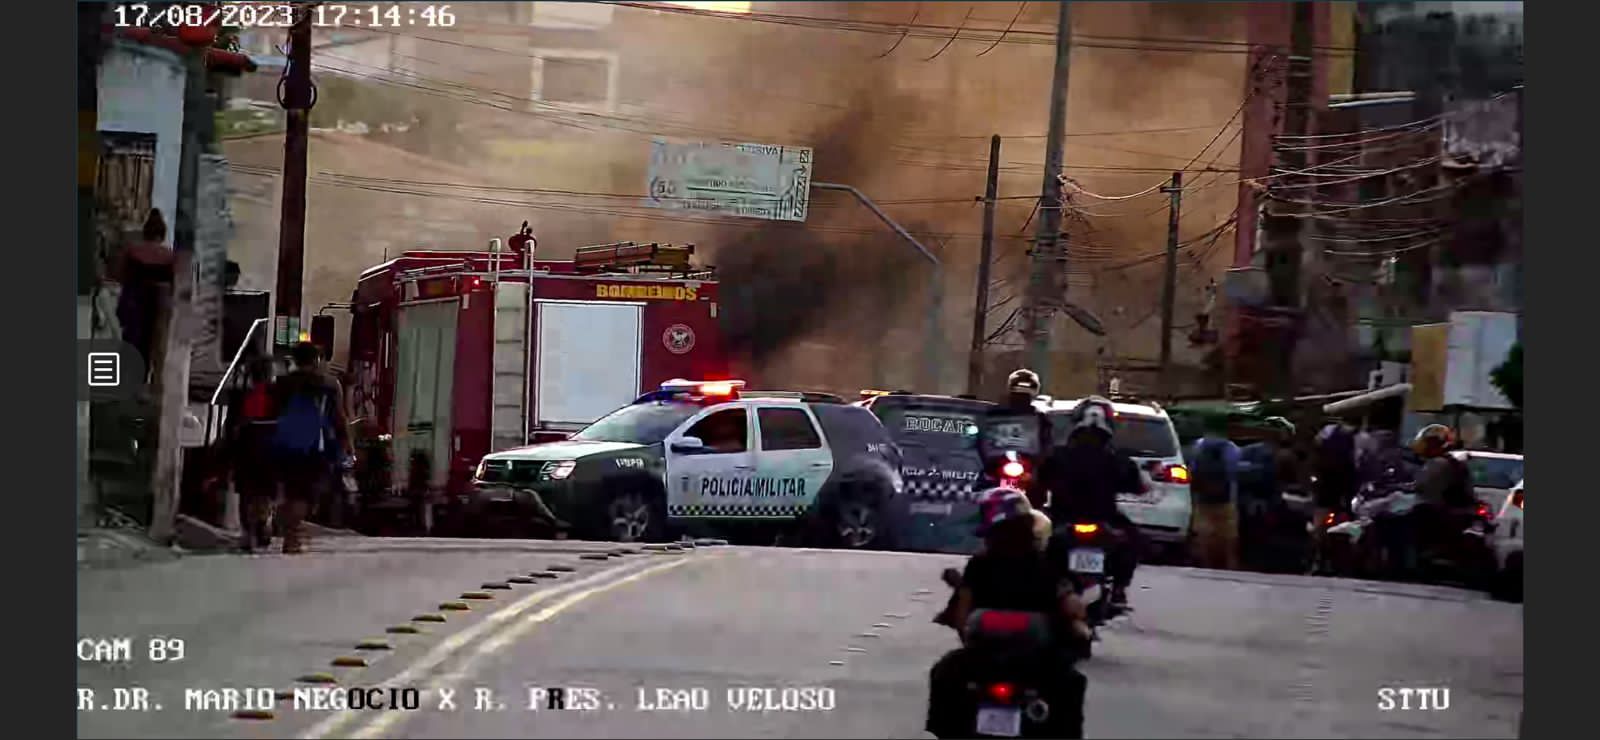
[223,358,279,552]
[1189,415,1242,570]
[269,342,354,554]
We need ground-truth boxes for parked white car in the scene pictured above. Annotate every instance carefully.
[1039,398,1192,560]
[1487,478,1523,602]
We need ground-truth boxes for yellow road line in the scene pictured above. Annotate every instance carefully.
[297,554,704,740]
[347,555,710,740]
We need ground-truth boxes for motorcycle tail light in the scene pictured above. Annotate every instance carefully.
[988,682,1015,704]
[1511,489,1524,510]
[1324,512,1338,526]
[977,611,1032,634]
[1477,502,1492,519]
[1072,523,1099,535]
[1001,460,1026,479]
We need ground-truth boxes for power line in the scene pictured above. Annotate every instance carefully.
[595,2,1359,58]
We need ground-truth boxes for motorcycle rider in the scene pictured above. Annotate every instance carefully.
[976,369,1055,509]
[1038,395,1148,609]
[1409,424,1475,561]
[926,488,1089,739]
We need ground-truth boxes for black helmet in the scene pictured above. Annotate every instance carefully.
[1007,369,1042,398]
[1069,395,1117,439]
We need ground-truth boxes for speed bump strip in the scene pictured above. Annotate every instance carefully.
[440,601,470,611]
[580,553,610,561]
[299,673,337,684]
[233,709,275,720]
[482,582,513,590]
[508,576,538,584]
[414,613,448,622]
[549,564,577,572]
[356,640,392,651]
[386,625,421,634]
[461,591,494,600]
[332,656,369,668]
[530,571,560,579]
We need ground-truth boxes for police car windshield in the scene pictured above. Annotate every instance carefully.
[1047,411,1178,458]
[571,402,701,445]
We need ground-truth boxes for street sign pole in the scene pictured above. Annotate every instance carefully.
[812,183,943,393]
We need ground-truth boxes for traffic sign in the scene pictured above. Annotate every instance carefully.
[645,139,812,222]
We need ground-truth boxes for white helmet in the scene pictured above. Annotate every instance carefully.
[1007,369,1042,398]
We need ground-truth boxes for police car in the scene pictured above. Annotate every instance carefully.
[1038,396,1193,560]
[856,390,995,554]
[470,380,904,548]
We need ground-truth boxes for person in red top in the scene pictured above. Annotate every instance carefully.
[223,358,279,552]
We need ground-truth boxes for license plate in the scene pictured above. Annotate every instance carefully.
[910,502,955,516]
[975,706,1022,737]
[1069,547,1105,574]
[485,489,514,502]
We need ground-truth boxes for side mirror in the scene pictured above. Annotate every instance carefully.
[671,436,707,454]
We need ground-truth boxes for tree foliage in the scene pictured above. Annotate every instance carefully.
[1490,341,1522,408]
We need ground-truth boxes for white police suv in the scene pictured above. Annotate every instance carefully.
[471,380,904,548]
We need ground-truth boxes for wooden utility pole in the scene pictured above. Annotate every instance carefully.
[274,5,315,350]
[1022,2,1073,386]
[967,134,1002,396]
[148,43,209,543]
[1158,171,1183,397]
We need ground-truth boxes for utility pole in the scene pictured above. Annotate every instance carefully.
[274,5,315,351]
[1158,171,1183,397]
[1260,3,1317,398]
[967,134,1002,396]
[149,40,210,543]
[1022,2,1073,386]
[79,1,106,529]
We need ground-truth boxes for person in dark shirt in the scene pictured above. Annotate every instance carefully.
[926,488,1088,738]
[976,369,1054,508]
[269,342,354,554]
[1038,396,1148,606]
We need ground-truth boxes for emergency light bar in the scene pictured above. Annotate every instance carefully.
[859,389,891,399]
[634,379,745,405]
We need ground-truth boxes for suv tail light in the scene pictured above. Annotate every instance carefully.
[1153,464,1189,484]
[1511,488,1524,510]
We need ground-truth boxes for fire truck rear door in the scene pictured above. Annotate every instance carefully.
[394,299,458,493]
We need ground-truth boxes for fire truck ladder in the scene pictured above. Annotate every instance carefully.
[489,249,534,452]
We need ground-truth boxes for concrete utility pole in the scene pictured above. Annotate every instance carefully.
[1022,2,1073,386]
[812,182,943,393]
[1260,3,1317,397]
[274,5,315,350]
[79,1,106,529]
[967,134,1002,396]
[1158,171,1183,397]
[149,43,209,543]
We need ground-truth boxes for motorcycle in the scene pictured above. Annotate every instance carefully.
[1319,472,1496,586]
[1060,521,1118,629]
[928,608,1080,739]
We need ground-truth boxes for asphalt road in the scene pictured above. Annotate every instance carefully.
[77,537,1522,739]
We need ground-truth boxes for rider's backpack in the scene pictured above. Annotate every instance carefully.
[1190,439,1233,505]
[271,383,334,459]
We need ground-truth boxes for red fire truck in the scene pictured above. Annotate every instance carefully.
[344,240,728,530]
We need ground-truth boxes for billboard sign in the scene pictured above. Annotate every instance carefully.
[646,139,812,222]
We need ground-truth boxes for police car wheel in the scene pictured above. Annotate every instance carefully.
[829,489,883,549]
[604,490,662,543]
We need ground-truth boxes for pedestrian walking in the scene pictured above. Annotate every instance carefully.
[115,209,175,371]
[268,342,353,554]
[223,358,278,552]
[1188,415,1242,570]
